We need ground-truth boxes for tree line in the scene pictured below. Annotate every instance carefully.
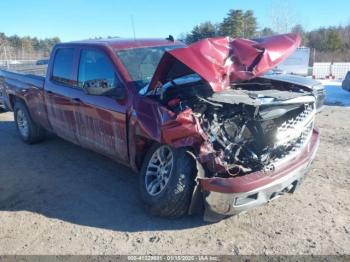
[0,34,121,60]
[1,9,349,63]
[0,33,60,60]
[182,9,350,62]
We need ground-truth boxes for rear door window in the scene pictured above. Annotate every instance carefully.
[52,48,75,86]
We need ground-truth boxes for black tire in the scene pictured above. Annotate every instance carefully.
[14,101,46,144]
[139,144,196,218]
[0,103,8,113]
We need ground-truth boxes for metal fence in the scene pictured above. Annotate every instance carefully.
[0,44,47,60]
[313,63,331,79]
[332,63,350,79]
[0,60,47,76]
[0,60,38,67]
[313,62,350,80]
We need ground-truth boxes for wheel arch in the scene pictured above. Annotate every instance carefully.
[134,135,198,172]
[8,94,23,111]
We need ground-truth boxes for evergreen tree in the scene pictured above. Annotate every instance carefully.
[326,29,343,52]
[219,9,244,38]
[0,33,61,59]
[219,9,257,38]
[243,10,257,38]
[8,35,21,49]
[260,27,275,37]
[326,29,343,62]
[307,28,328,51]
[185,21,218,44]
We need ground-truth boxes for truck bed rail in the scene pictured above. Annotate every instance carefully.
[0,64,47,76]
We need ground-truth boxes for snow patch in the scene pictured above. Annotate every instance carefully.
[324,84,350,107]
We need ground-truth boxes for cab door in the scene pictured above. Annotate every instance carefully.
[45,47,80,144]
[74,47,129,162]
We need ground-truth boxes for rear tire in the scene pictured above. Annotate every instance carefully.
[14,101,46,144]
[0,104,8,113]
[139,144,196,218]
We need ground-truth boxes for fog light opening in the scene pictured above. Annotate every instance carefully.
[234,193,259,206]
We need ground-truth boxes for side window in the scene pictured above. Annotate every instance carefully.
[78,49,120,89]
[52,48,75,86]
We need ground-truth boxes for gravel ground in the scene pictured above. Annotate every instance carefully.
[0,106,349,255]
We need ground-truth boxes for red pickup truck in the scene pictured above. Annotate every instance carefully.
[0,33,320,222]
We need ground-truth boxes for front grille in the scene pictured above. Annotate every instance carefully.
[264,103,315,171]
[275,121,313,159]
[275,103,315,147]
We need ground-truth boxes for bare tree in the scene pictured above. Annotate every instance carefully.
[269,0,297,33]
[0,35,11,61]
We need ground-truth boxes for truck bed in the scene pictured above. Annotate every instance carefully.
[0,63,47,76]
[0,66,46,110]
[0,68,45,90]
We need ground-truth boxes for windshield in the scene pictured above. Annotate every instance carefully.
[115,45,184,91]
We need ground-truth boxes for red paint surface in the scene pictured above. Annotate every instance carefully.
[71,38,184,51]
[149,33,301,92]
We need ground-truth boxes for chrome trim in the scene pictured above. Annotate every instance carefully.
[269,103,316,170]
[275,103,315,146]
[203,133,319,220]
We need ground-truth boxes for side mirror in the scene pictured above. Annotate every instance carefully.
[83,79,125,99]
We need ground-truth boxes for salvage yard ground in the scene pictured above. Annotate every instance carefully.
[0,84,349,255]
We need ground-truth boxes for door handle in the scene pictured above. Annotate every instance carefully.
[71,98,82,103]
[46,90,53,94]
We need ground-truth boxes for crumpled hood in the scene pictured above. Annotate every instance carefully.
[261,74,322,89]
[148,33,301,92]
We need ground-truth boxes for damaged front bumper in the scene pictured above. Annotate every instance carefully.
[198,128,320,222]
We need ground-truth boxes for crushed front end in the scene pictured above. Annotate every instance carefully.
[152,77,319,222]
[193,89,319,221]
[200,128,319,222]
[140,33,320,221]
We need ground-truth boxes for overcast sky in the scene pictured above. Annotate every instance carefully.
[0,0,349,41]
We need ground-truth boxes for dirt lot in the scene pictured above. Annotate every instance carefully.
[0,106,349,255]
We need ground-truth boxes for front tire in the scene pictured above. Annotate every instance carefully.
[139,144,196,218]
[14,101,46,144]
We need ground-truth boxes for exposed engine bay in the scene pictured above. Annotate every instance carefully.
[149,75,316,177]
